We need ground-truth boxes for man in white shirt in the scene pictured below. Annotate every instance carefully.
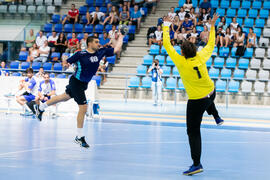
[168,7,176,19]
[36,31,47,48]
[34,40,50,63]
[48,31,58,48]
[87,6,105,25]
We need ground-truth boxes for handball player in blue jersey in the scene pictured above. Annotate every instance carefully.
[35,34,124,148]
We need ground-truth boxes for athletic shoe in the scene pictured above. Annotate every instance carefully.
[74,136,90,148]
[34,104,44,121]
[183,164,203,176]
[215,118,224,126]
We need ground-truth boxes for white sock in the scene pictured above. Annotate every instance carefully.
[77,128,84,138]
[39,102,48,111]
[23,104,31,112]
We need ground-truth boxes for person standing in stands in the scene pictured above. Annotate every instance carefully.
[62,4,79,25]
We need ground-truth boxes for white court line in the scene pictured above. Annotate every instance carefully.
[1,141,270,157]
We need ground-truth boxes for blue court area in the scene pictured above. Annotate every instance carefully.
[0,100,270,180]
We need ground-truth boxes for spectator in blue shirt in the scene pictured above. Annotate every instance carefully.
[0,61,9,76]
[129,5,142,30]
[100,32,111,48]
[182,14,194,33]
[199,0,211,15]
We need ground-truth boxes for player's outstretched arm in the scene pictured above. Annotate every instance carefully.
[114,32,124,54]
[198,13,219,63]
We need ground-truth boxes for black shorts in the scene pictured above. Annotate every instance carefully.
[65,75,88,105]
[69,18,76,24]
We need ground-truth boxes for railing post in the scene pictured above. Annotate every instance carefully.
[125,75,128,103]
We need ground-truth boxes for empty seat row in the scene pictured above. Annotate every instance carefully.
[25,0,62,6]
[210,0,270,10]
[9,61,64,71]
[0,5,55,14]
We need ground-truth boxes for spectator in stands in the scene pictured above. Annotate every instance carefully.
[189,27,198,44]
[130,5,142,30]
[198,8,210,26]
[247,28,256,48]
[168,7,176,19]
[48,31,58,48]
[22,29,35,51]
[35,40,50,63]
[199,25,209,46]
[205,16,211,31]
[178,7,186,23]
[119,5,130,25]
[199,0,211,15]
[62,4,79,25]
[183,0,193,12]
[134,0,145,7]
[144,0,157,14]
[174,27,188,44]
[148,59,163,106]
[171,16,181,33]
[0,61,8,76]
[36,31,47,48]
[100,32,111,47]
[35,67,45,80]
[216,26,226,47]
[97,57,109,82]
[148,25,162,47]
[86,6,105,25]
[234,26,245,47]
[80,33,89,50]
[224,27,234,47]
[217,17,227,32]
[27,43,39,62]
[182,14,194,33]
[109,25,118,39]
[55,33,67,56]
[102,5,119,25]
[65,33,79,53]
[230,17,239,37]
[189,7,197,26]
[108,30,121,59]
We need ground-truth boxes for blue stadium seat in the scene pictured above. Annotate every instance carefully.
[95,0,104,6]
[155,55,165,65]
[242,0,251,9]
[44,23,53,32]
[85,24,94,33]
[227,9,236,18]
[231,1,240,9]
[43,62,52,71]
[244,18,254,28]
[77,33,84,41]
[107,55,116,64]
[166,78,177,90]
[64,24,73,33]
[196,26,204,34]
[212,47,218,57]
[32,62,41,70]
[236,18,243,26]
[216,80,227,92]
[92,75,101,86]
[177,79,185,90]
[249,9,258,19]
[210,0,219,9]
[143,55,153,65]
[243,48,254,58]
[214,57,225,68]
[54,24,62,33]
[174,45,181,55]
[105,24,112,32]
[49,73,55,78]
[79,6,87,15]
[162,66,171,77]
[226,58,237,69]
[173,66,180,78]
[53,63,62,71]
[161,46,168,55]
[136,65,147,76]
[253,1,262,10]
[220,0,230,9]
[85,0,94,6]
[206,57,212,68]
[52,14,60,23]
[216,8,225,17]
[192,0,198,8]
[75,24,83,33]
[81,15,87,24]
[128,25,136,34]
[56,74,66,78]
[51,52,61,60]
[226,18,232,25]
[12,72,21,76]
[219,47,230,57]
[231,47,239,58]
[220,68,231,80]
[123,35,129,44]
[263,1,270,10]
[166,56,174,66]
[19,51,28,61]
[178,0,184,7]
[228,80,240,93]
[21,62,30,70]
[66,33,72,40]
[243,27,249,36]
[209,68,219,79]
[238,58,249,69]
[237,9,247,18]
[259,9,269,19]
[254,28,262,38]
[141,76,151,89]
[128,77,140,88]
[88,6,95,13]
[233,69,245,80]
[61,14,67,21]
[149,45,160,55]
[215,18,221,26]
[100,7,107,13]
[46,32,52,38]
[255,19,265,28]
[94,24,104,33]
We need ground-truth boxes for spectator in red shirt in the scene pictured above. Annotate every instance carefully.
[62,4,79,25]
[65,33,79,53]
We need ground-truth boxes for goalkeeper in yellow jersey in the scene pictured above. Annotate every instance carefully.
[163,14,224,176]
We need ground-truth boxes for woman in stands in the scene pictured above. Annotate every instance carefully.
[247,28,257,48]
[171,16,181,33]
[217,17,227,31]
[199,25,209,46]
[183,0,193,12]
[230,17,239,37]
[119,5,130,25]
[189,7,197,26]
[189,27,198,44]
[216,26,226,47]
[27,43,39,63]
[234,26,245,47]
[178,7,186,23]
[224,27,234,47]
[102,5,119,25]
[154,25,163,47]
[197,8,210,26]
[174,27,188,44]
[55,33,67,56]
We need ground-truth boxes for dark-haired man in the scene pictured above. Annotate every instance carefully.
[62,4,79,25]
[163,14,224,175]
[34,34,124,148]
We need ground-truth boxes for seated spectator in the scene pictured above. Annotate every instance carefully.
[108,30,121,59]
[102,5,119,25]
[119,5,130,25]
[36,31,47,48]
[55,33,67,55]
[65,33,79,53]
[178,7,186,23]
[106,3,113,15]
[230,17,239,37]
[86,6,105,25]
[0,61,9,76]
[205,16,211,31]
[80,33,89,50]
[148,25,162,46]
[182,14,194,33]
[199,0,211,15]
[62,4,79,25]
[217,17,228,32]
[198,8,210,26]
[144,0,157,14]
[109,25,118,39]
[247,28,256,48]
[35,41,50,63]
[97,57,109,82]
[48,31,58,48]
[234,27,245,47]
[27,43,39,62]
[168,7,176,19]
[129,5,142,30]
[174,28,188,44]
[189,7,197,26]
[22,29,35,51]
[216,26,226,47]
[224,27,234,47]
[183,0,193,12]
[199,25,209,46]
[134,0,145,7]
[100,32,111,47]
[189,27,198,44]
[35,67,45,80]
[171,16,181,33]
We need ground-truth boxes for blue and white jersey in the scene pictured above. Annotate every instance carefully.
[67,48,114,83]
[151,68,162,83]
[25,77,37,95]
[38,79,56,95]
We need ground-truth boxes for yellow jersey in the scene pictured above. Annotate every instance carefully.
[163,25,215,100]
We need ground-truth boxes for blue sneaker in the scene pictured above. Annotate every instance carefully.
[74,136,90,148]
[215,118,224,126]
[183,164,203,176]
